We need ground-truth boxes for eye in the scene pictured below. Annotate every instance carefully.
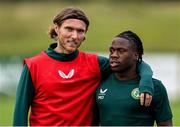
[118,48,126,53]
[65,27,73,32]
[77,29,85,34]
[109,47,114,54]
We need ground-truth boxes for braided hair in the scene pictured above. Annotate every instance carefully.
[115,30,144,63]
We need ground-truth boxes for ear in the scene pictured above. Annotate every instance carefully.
[134,52,139,61]
[54,24,59,34]
[83,36,86,41]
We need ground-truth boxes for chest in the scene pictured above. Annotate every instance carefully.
[97,83,141,111]
[29,54,101,100]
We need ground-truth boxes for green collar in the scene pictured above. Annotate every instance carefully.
[112,73,140,85]
[45,43,79,62]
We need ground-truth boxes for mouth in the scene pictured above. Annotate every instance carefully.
[110,60,119,68]
[67,41,77,47]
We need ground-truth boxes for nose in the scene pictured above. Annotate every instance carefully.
[71,31,78,39]
[110,50,118,58]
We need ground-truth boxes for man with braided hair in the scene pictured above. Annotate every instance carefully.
[96,30,173,126]
[13,7,154,126]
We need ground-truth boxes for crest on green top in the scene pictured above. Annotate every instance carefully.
[131,88,140,99]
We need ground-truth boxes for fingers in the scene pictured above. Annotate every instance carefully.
[140,93,145,106]
[145,93,152,107]
[140,93,152,107]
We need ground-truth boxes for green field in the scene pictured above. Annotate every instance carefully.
[0,95,180,125]
[0,1,180,58]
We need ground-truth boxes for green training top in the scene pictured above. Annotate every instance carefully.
[13,43,153,126]
[96,74,173,126]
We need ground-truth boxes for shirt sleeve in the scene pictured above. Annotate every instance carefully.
[13,64,35,126]
[137,60,154,95]
[152,80,173,123]
[97,56,111,80]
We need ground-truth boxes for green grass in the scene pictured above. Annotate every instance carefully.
[0,95,179,125]
[0,1,180,58]
[0,95,15,125]
[171,101,180,125]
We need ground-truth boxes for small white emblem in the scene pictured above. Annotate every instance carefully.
[98,88,108,99]
[58,69,74,79]
[100,89,108,94]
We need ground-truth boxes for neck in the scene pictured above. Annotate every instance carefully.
[114,65,137,80]
[54,47,67,54]
[54,42,71,54]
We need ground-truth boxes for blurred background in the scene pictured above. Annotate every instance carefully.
[0,0,180,125]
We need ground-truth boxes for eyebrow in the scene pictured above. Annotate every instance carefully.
[65,26,85,31]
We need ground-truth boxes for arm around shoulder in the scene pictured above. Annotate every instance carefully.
[138,60,154,95]
[98,56,111,79]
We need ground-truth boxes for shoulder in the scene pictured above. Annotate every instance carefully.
[78,52,101,71]
[24,51,48,67]
[79,51,100,64]
[79,51,98,58]
[24,52,47,63]
[97,55,111,77]
[97,55,109,66]
[25,51,46,61]
[79,51,109,63]
[152,78,168,96]
[152,78,162,85]
[152,78,164,88]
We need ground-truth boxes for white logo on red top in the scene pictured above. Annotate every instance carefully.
[58,69,74,79]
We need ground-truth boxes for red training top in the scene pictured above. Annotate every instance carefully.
[25,51,101,126]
